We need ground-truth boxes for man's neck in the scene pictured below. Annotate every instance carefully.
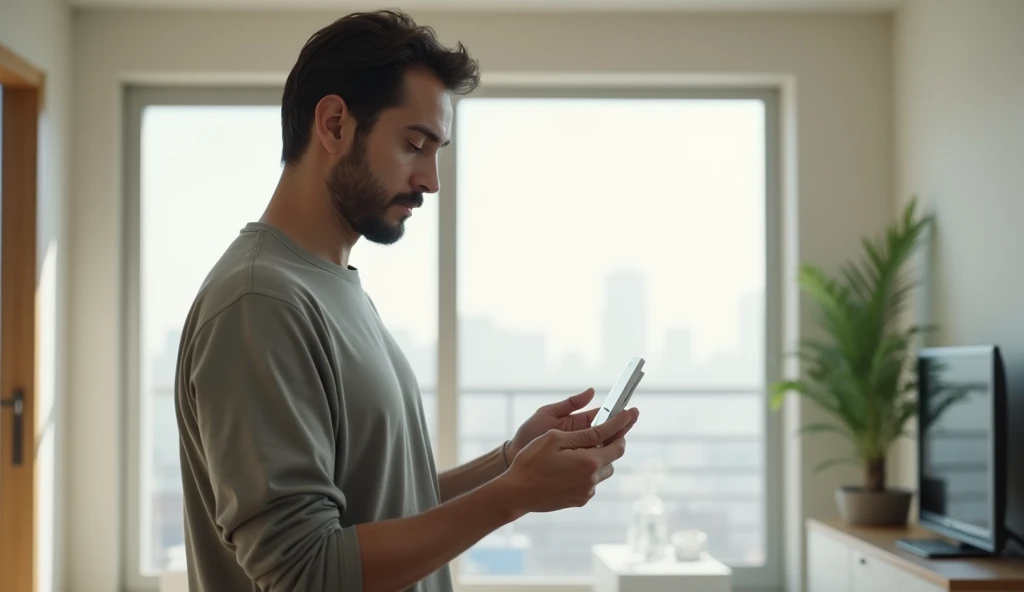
[261,165,359,268]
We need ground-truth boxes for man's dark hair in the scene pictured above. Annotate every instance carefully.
[280,9,480,165]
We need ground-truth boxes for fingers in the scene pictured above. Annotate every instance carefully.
[602,408,639,445]
[565,407,634,449]
[590,437,627,464]
[543,388,595,417]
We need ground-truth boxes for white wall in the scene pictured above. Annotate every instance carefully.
[68,8,894,591]
[0,1,72,591]
[892,0,1024,533]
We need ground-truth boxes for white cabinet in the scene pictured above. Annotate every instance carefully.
[807,529,850,591]
[807,518,1024,591]
[806,532,945,592]
[849,547,912,592]
[807,529,913,591]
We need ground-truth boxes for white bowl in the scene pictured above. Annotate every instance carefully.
[670,529,708,561]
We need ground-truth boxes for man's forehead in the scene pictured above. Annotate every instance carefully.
[400,69,454,138]
[394,106,453,147]
[378,104,451,143]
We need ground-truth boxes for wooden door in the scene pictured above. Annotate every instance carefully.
[0,42,42,592]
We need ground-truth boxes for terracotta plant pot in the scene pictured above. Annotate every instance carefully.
[836,486,914,527]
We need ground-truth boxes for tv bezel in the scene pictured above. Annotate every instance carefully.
[916,344,1006,555]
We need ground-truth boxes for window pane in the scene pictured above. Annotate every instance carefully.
[140,104,283,574]
[138,103,438,574]
[455,97,766,578]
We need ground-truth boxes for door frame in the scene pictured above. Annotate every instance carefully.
[0,42,43,592]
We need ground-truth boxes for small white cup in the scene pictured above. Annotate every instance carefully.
[670,530,707,561]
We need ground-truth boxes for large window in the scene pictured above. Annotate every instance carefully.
[124,86,779,591]
[453,93,776,584]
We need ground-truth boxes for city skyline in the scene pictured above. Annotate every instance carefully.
[147,272,764,391]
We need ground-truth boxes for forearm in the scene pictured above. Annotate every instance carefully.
[357,474,523,592]
[438,441,509,502]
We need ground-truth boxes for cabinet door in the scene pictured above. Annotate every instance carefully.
[808,530,851,592]
[850,548,906,592]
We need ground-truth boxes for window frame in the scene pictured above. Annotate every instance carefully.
[122,83,783,592]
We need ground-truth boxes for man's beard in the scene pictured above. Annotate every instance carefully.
[326,136,422,246]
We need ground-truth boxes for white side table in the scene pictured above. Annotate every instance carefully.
[592,544,732,592]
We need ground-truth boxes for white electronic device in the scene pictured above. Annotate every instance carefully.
[591,356,645,427]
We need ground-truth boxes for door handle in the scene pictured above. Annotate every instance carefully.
[0,389,24,465]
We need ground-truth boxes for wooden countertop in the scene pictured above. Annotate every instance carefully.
[809,518,1024,591]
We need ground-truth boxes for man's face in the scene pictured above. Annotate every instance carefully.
[326,69,454,245]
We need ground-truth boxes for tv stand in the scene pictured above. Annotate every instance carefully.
[896,538,994,559]
[808,518,1024,591]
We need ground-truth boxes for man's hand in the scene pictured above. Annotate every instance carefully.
[499,407,639,513]
[357,407,639,592]
[507,388,638,461]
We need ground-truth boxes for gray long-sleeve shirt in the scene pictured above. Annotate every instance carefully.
[174,222,451,592]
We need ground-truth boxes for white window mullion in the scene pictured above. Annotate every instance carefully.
[436,95,461,473]
[439,94,465,589]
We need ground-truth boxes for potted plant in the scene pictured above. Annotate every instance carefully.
[769,197,936,526]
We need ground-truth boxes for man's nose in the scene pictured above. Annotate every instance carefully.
[412,164,441,194]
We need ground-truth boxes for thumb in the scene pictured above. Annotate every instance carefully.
[543,388,595,417]
[564,409,632,449]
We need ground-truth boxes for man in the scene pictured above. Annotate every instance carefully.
[174,9,639,592]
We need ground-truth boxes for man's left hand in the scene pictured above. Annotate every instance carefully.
[507,388,635,462]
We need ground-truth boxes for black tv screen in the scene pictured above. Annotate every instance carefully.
[918,345,1005,553]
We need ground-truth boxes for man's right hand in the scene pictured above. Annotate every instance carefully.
[499,407,639,514]
[354,407,639,592]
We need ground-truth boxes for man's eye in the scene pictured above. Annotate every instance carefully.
[408,142,423,154]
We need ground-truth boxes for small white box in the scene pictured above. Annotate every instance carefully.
[592,544,732,592]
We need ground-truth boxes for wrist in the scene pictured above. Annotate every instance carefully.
[500,440,511,469]
[503,439,520,466]
[484,471,529,523]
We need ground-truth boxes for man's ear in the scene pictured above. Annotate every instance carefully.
[312,95,352,156]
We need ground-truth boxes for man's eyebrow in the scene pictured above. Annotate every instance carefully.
[407,124,450,147]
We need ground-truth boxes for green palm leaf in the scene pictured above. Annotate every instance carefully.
[769,197,936,491]
[813,457,861,474]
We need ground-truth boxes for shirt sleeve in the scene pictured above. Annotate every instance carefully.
[182,290,363,591]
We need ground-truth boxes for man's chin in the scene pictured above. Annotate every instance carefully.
[360,219,406,246]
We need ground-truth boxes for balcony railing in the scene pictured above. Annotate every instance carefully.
[149,384,765,486]
[146,384,767,572]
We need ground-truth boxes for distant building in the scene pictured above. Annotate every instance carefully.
[459,316,547,387]
[601,271,647,370]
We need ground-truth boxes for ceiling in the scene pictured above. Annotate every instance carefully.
[67,0,905,12]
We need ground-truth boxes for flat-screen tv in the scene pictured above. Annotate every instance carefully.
[898,345,1006,558]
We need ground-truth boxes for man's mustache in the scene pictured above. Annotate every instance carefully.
[392,193,424,209]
